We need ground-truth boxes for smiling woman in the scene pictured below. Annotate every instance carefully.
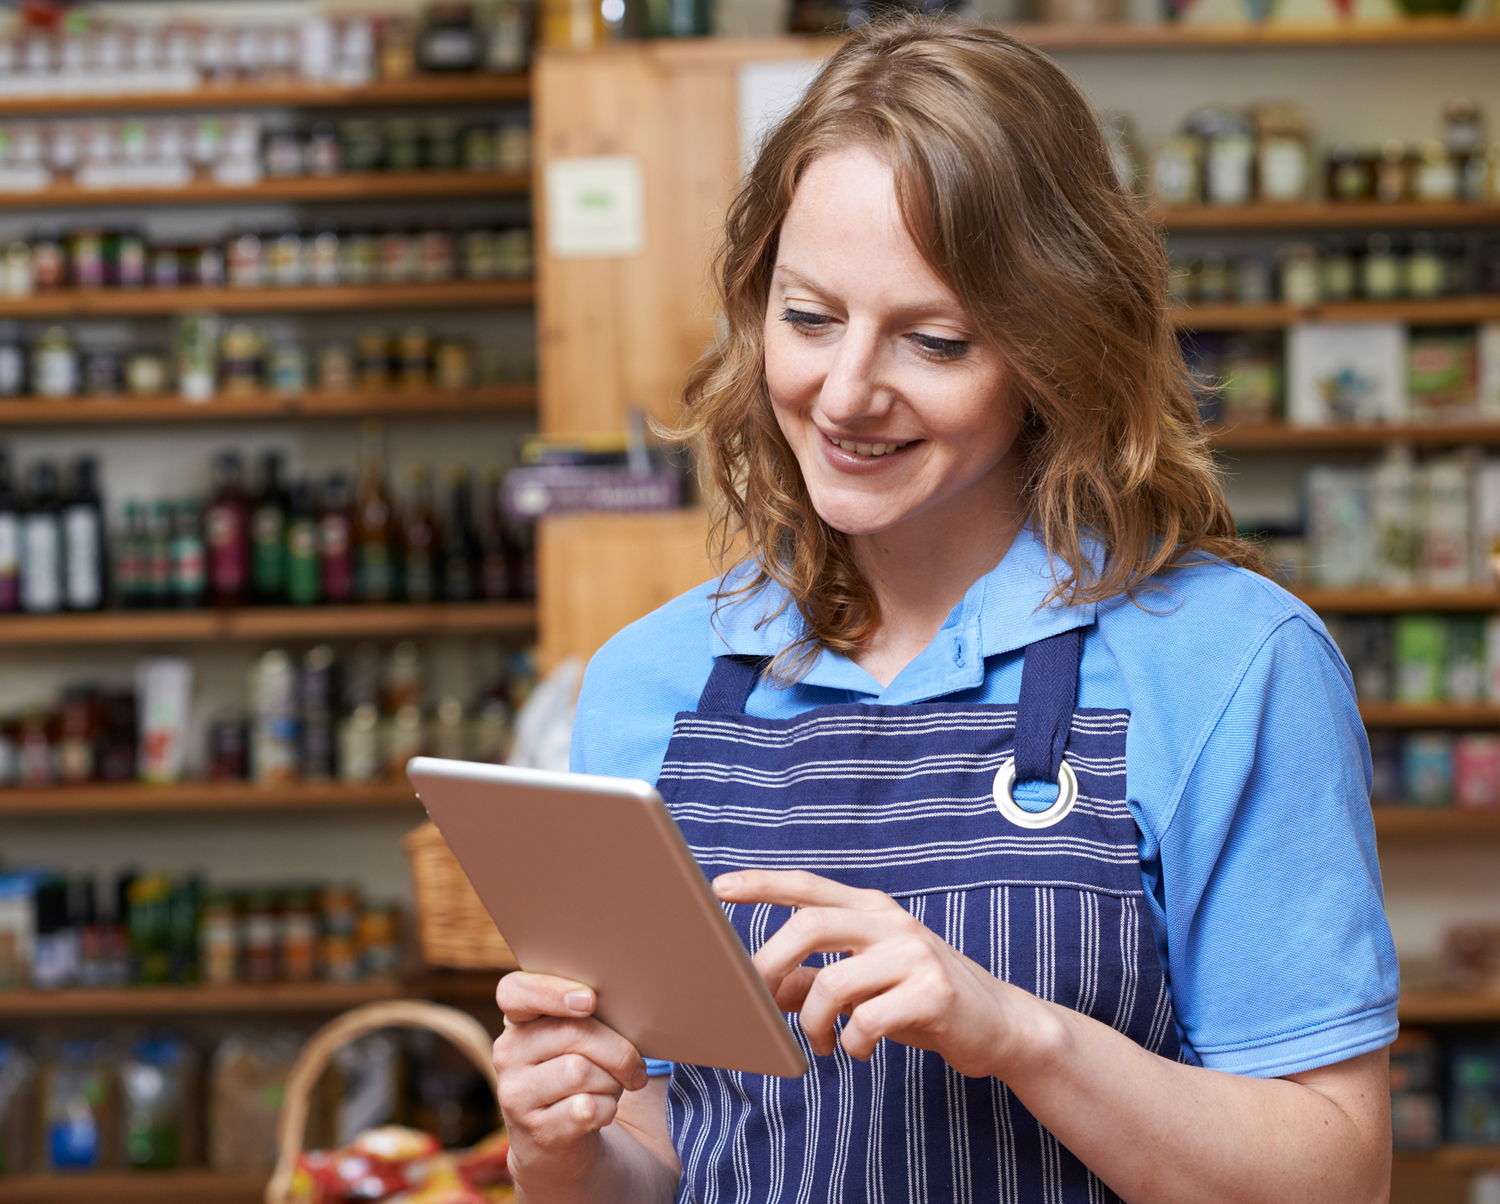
[491,17,1399,1204]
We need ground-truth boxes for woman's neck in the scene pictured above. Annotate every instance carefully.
[847,478,1025,689]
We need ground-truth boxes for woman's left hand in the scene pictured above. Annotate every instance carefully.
[713,869,1045,1079]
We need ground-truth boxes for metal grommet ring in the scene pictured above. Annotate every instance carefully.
[992,757,1078,830]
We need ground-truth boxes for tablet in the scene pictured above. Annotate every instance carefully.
[406,757,808,1079]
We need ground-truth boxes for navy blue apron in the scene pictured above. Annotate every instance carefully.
[653,626,1191,1204]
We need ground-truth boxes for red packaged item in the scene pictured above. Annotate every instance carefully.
[456,1132,511,1189]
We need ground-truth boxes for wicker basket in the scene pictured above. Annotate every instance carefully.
[265,999,499,1204]
[403,820,519,971]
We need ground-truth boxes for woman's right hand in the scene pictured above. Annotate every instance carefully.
[493,972,652,1192]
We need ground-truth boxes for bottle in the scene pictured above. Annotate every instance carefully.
[400,463,438,604]
[146,501,173,608]
[0,451,20,612]
[355,420,394,603]
[205,452,249,606]
[116,501,146,609]
[319,471,355,604]
[170,500,206,609]
[442,465,476,602]
[20,460,63,614]
[285,478,321,607]
[63,456,104,611]
[252,451,289,605]
[300,644,336,780]
[478,466,509,602]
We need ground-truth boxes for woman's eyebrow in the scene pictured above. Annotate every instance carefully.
[772,265,828,294]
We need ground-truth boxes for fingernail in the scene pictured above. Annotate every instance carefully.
[565,990,592,1013]
[715,873,742,892]
[631,1066,649,1090]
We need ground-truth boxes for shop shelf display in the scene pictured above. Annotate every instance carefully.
[1211,423,1500,452]
[0,980,403,1019]
[0,1170,267,1203]
[1155,200,1500,232]
[1005,15,1500,51]
[0,780,420,817]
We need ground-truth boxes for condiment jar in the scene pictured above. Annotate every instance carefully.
[1412,140,1459,203]
[306,120,341,177]
[310,228,341,286]
[1196,252,1231,303]
[340,232,378,284]
[1151,136,1201,207]
[1405,232,1446,299]
[269,229,304,287]
[1361,232,1401,300]
[3,241,32,298]
[0,322,23,396]
[378,231,414,283]
[1253,102,1310,203]
[1277,244,1321,308]
[33,326,78,398]
[1326,144,1371,203]
[1375,140,1410,205]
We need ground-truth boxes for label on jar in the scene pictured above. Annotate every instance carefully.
[20,513,61,612]
[35,346,77,398]
[1206,135,1254,206]
[63,505,101,610]
[1258,139,1308,202]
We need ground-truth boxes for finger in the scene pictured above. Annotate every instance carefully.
[771,965,821,1013]
[498,1051,631,1123]
[714,869,887,911]
[497,971,598,1023]
[798,952,917,1057]
[841,978,956,1063]
[493,1016,647,1094]
[752,906,895,993]
[515,1091,621,1152]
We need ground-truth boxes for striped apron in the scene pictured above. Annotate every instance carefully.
[654,627,1189,1203]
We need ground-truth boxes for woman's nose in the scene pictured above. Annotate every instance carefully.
[817,327,888,423]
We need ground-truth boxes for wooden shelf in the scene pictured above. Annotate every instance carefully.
[1293,586,1500,612]
[1359,702,1500,727]
[0,74,530,117]
[0,170,530,210]
[0,601,535,646]
[1005,15,1500,50]
[1400,988,1500,1024]
[0,780,420,816]
[0,383,536,426]
[0,279,533,319]
[0,1172,265,1204]
[1155,201,1500,231]
[1211,421,1500,451]
[1176,297,1500,330]
[0,979,402,1018]
[1395,1146,1500,1172]
[1374,807,1500,837]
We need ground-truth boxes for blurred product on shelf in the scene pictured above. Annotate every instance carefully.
[1327,612,1500,703]
[1448,924,1500,993]
[0,430,539,612]
[0,108,529,195]
[0,866,401,993]
[0,1022,501,1178]
[1150,98,1496,208]
[1292,445,1500,588]
[0,3,533,103]
[0,638,534,790]
[1390,1030,1443,1152]
[0,220,532,300]
[1170,236,1500,309]
[289,1125,512,1203]
[1449,1041,1500,1145]
[502,430,684,518]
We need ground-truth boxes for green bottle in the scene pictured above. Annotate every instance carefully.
[285,478,321,607]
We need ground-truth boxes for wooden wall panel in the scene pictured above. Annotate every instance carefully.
[537,508,719,667]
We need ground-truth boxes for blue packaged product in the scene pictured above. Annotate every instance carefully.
[1402,731,1454,807]
[1449,1044,1500,1145]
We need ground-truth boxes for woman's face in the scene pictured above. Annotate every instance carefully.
[764,147,1024,542]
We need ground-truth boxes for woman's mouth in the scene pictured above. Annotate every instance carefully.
[825,435,913,458]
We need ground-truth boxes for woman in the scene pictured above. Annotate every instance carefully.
[494,18,1398,1204]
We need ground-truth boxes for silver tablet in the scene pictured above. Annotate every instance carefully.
[406,757,808,1079]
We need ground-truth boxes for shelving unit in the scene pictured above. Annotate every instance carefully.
[0,979,403,1018]
[0,601,534,645]
[0,170,529,210]
[1360,703,1500,728]
[1176,298,1500,330]
[1374,808,1500,838]
[1292,587,1500,612]
[1003,15,1500,50]
[1155,201,1500,231]
[0,279,533,319]
[0,1172,266,1204]
[0,780,419,816]
[1211,422,1500,452]
[0,74,530,116]
[0,383,536,426]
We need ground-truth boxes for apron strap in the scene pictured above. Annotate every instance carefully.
[696,655,770,713]
[1013,626,1083,785]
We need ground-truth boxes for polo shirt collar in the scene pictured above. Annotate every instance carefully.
[708,524,1096,705]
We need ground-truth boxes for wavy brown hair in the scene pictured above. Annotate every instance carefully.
[669,16,1261,676]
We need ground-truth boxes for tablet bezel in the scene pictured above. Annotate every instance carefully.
[406,757,809,1079]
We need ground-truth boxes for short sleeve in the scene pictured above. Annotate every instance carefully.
[1153,617,1399,1077]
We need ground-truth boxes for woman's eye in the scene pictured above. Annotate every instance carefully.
[913,333,968,360]
[781,307,831,332]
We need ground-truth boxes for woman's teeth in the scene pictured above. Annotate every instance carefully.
[828,437,910,458]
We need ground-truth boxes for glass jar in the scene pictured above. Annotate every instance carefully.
[33,326,78,398]
[1277,244,1321,308]
[1405,232,1446,300]
[1150,135,1201,207]
[384,118,422,172]
[226,232,263,289]
[310,229,341,287]
[306,120,341,177]
[269,229,304,288]
[1361,232,1402,300]
[340,232,378,285]
[1326,143,1372,203]
[339,119,383,172]
[1374,139,1410,205]
[1412,140,1460,203]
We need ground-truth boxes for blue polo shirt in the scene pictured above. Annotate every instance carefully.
[571,524,1399,1080]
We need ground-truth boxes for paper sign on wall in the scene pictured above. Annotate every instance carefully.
[546,156,645,259]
